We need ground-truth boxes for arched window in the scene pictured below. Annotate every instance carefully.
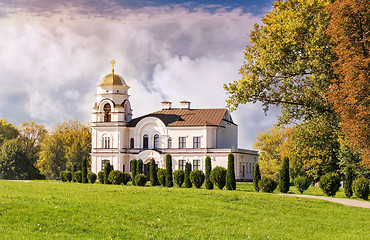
[154,134,159,149]
[103,103,111,122]
[143,134,149,149]
[168,137,172,149]
[130,138,134,149]
[102,136,110,149]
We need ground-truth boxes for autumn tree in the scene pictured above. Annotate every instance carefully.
[253,127,285,180]
[327,0,370,165]
[0,119,18,146]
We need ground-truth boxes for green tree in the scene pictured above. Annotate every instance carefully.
[344,165,353,198]
[253,162,261,191]
[157,168,166,187]
[137,159,143,175]
[82,158,88,183]
[104,162,112,184]
[173,170,185,188]
[184,162,192,188]
[226,153,236,190]
[0,139,35,179]
[165,154,173,187]
[131,159,137,185]
[279,157,290,193]
[0,119,19,146]
[210,166,227,190]
[150,158,158,186]
[190,169,205,188]
[253,127,285,180]
[205,156,213,190]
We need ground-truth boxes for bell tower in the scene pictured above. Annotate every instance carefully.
[91,60,132,174]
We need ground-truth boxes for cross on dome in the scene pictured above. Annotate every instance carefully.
[110,59,116,74]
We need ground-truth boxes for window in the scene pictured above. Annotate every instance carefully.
[102,136,110,148]
[243,165,245,177]
[102,160,110,170]
[193,137,201,149]
[250,162,252,173]
[130,138,134,149]
[154,134,159,149]
[103,103,111,122]
[143,134,149,149]
[168,137,172,149]
[179,137,186,149]
[178,160,185,171]
[193,160,200,170]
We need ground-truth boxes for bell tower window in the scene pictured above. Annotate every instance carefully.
[103,103,111,122]
[102,137,111,149]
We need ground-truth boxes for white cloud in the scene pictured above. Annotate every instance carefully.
[0,5,277,148]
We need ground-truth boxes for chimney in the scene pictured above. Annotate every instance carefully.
[161,101,172,110]
[180,100,191,109]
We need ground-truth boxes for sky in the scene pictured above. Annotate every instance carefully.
[0,0,279,149]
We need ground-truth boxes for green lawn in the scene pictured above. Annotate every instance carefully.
[0,180,369,239]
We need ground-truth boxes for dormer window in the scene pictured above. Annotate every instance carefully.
[103,103,111,122]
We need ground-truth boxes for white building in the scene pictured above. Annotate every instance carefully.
[91,64,258,181]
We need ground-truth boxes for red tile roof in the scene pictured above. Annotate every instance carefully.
[128,108,229,127]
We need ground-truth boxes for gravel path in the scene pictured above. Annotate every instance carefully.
[278,194,370,209]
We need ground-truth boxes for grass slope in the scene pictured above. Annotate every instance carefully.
[0,180,369,239]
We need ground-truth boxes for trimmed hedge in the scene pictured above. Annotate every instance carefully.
[210,166,227,190]
[319,172,340,196]
[122,172,131,185]
[59,171,72,182]
[82,158,88,183]
[294,176,310,194]
[157,168,166,187]
[74,171,82,183]
[253,162,261,192]
[137,159,143,175]
[184,162,192,188]
[344,165,354,198]
[135,174,147,186]
[205,156,213,190]
[131,159,137,185]
[150,159,158,186]
[108,170,124,185]
[98,171,104,184]
[258,176,277,193]
[352,177,369,200]
[190,169,205,188]
[173,170,185,187]
[87,172,97,184]
[226,153,236,190]
[279,157,290,193]
[165,154,173,187]
[104,162,112,184]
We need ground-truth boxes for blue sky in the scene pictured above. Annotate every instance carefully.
[0,0,278,148]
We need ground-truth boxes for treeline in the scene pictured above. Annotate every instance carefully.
[224,0,370,187]
[0,119,91,180]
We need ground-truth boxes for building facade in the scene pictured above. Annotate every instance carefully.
[91,65,258,181]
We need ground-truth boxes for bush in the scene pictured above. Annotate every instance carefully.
[150,159,158,186]
[87,172,97,184]
[131,159,137,185]
[173,170,185,187]
[122,172,131,185]
[157,168,166,187]
[135,174,147,186]
[319,172,341,196]
[253,162,261,192]
[74,171,82,183]
[184,162,192,188]
[279,157,290,193]
[205,156,213,190]
[65,171,72,182]
[165,154,173,187]
[98,171,104,184]
[72,164,78,182]
[210,166,227,190]
[226,153,236,190]
[352,177,369,200]
[294,176,310,194]
[82,158,88,183]
[104,162,112,184]
[190,169,205,188]
[137,159,143,175]
[344,165,354,198]
[108,170,124,185]
[59,171,67,182]
[258,176,277,193]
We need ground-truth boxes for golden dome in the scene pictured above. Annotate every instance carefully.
[97,73,127,86]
